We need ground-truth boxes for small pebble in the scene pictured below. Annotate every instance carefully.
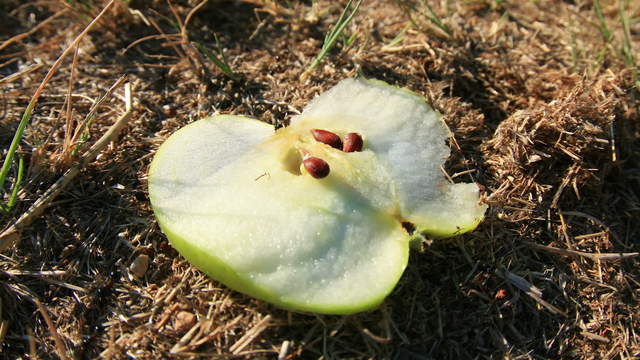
[174,311,196,333]
[129,254,150,279]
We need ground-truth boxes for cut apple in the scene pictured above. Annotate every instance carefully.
[148,78,486,314]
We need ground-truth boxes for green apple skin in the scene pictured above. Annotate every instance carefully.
[154,209,408,315]
[148,79,486,315]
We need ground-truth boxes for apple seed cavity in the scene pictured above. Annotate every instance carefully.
[311,129,343,149]
[303,156,330,178]
[343,132,363,152]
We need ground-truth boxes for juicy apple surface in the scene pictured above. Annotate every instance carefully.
[148,78,486,314]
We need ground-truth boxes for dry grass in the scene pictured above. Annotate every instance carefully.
[0,0,638,359]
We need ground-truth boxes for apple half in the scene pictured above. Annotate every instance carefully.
[148,78,486,314]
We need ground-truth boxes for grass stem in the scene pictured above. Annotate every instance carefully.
[6,155,24,211]
[193,40,238,80]
[593,0,612,43]
[0,0,116,206]
[302,0,363,80]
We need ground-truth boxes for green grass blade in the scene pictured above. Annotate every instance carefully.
[342,32,358,48]
[0,0,115,195]
[416,0,451,36]
[593,0,612,43]
[303,0,363,78]
[618,0,638,88]
[193,41,238,80]
[385,24,410,48]
[396,0,450,37]
[0,101,34,194]
[570,30,579,72]
[619,0,635,66]
[323,0,356,45]
[6,155,25,211]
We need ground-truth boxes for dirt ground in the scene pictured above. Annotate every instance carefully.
[0,0,639,359]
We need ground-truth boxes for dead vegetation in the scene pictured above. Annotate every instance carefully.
[0,0,638,359]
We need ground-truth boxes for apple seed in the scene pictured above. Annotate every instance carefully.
[343,133,363,152]
[311,129,343,149]
[303,156,330,178]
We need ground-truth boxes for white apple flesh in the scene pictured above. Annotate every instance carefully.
[148,78,486,314]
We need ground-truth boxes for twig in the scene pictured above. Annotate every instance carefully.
[581,331,610,343]
[526,242,639,262]
[27,327,36,358]
[551,165,580,208]
[230,314,272,354]
[34,298,70,360]
[62,44,80,153]
[4,269,66,277]
[0,63,44,85]
[0,82,133,251]
[146,12,187,59]
[380,43,425,53]
[169,321,201,354]
[121,33,181,55]
[501,270,567,317]
[71,75,128,145]
[0,57,20,71]
[166,0,207,76]
[178,0,237,80]
[0,9,69,51]
[277,340,291,360]
[0,319,8,351]
[167,0,184,29]
[361,328,392,344]
[561,210,622,244]
[186,314,244,348]
[0,0,116,196]
[182,0,209,39]
[0,297,7,348]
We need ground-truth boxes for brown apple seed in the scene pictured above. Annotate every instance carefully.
[303,156,330,179]
[343,133,363,152]
[310,129,343,149]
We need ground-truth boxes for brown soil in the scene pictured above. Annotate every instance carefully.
[0,0,638,359]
